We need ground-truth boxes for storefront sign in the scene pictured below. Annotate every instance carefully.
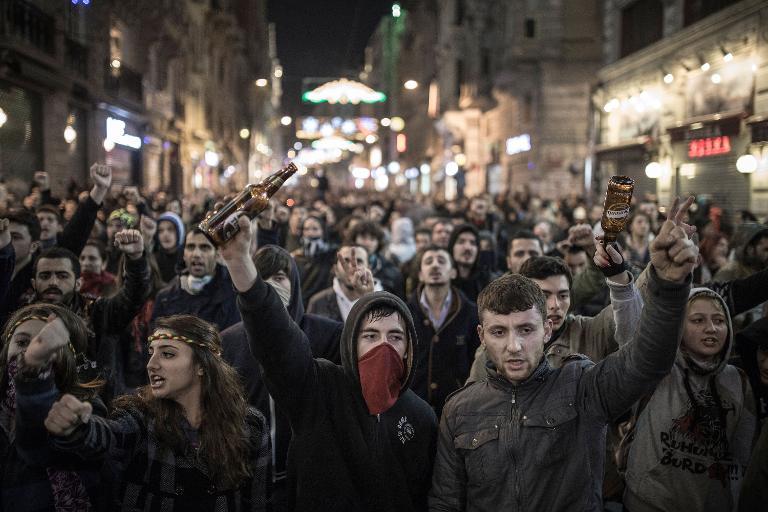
[687,136,731,158]
[106,117,142,149]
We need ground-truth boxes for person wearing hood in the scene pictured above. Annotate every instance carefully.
[220,244,344,510]
[292,215,337,307]
[448,224,499,303]
[430,197,698,512]
[221,215,437,512]
[622,288,758,512]
[388,217,417,266]
[715,222,768,283]
[153,211,185,283]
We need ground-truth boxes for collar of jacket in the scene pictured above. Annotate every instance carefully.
[543,316,571,351]
[486,356,552,392]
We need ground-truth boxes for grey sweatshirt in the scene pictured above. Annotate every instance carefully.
[623,288,758,512]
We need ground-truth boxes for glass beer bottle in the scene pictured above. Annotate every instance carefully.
[199,162,298,246]
[600,175,634,243]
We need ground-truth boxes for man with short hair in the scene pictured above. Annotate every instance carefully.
[151,227,241,330]
[506,230,543,273]
[415,228,432,254]
[30,231,150,397]
[408,245,479,417]
[36,204,62,249]
[430,198,698,511]
[221,215,437,512]
[432,219,454,249]
[565,245,589,277]
[307,245,379,322]
[1,164,112,325]
[348,220,404,297]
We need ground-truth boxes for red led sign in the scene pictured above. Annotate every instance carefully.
[688,136,731,158]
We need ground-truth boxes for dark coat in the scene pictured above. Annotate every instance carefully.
[306,286,344,323]
[370,253,405,298]
[2,375,108,512]
[237,278,437,511]
[151,264,241,331]
[221,255,343,495]
[293,248,336,308]
[407,286,480,417]
[1,195,100,327]
[429,267,692,512]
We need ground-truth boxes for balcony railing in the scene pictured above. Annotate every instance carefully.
[104,61,143,105]
[65,38,88,78]
[0,0,55,56]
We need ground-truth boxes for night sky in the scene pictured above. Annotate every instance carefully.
[267,0,393,115]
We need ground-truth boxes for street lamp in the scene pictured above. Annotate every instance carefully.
[737,154,758,174]
[239,128,250,139]
[0,107,7,128]
[645,162,662,179]
[404,80,418,90]
[280,116,292,126]
[255,78,268,87]
[64,125,77,144]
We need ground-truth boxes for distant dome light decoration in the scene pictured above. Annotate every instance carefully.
[302,79,386,105]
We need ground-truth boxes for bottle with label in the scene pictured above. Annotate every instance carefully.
[600,175,634,243]
[199,162,298,246]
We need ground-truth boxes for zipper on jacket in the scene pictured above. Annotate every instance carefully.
[510,387,523,511]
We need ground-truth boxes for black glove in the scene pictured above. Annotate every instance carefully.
[598,242,627,278]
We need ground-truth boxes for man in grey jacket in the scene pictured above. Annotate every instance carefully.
[429,197,698,512]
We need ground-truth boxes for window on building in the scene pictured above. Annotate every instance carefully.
[683,0,741,27]
[455,0,464,25]
[525,18,535,38]
[620,0,663,58]
[481,49,491,78]
[456,59,464,102]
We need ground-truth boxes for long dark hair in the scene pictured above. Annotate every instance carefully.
[113,315,251,489]
[0,303,102,400]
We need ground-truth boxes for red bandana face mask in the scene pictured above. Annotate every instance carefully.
[358,343,406,415]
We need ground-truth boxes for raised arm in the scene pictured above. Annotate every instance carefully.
[580,197,697,421]
[220,215,319,416]
[593,242,644,347]
[58,164,112,257]
[93,229,150,334]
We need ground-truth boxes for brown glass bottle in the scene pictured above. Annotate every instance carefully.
[199,162,298,246]
[600,175,635,243]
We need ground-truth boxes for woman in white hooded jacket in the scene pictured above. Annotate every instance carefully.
[622,288,758,511]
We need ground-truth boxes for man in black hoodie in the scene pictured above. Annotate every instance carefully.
[447,224,499,302]
[221,215,437,512]
[220,244,344,510]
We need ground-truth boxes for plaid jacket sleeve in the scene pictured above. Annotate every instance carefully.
[51,406,146,471]
[246,407,270,512]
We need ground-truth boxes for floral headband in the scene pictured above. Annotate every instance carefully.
[147,333,221,356]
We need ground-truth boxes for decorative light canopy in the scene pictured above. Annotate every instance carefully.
[302,79,386,105]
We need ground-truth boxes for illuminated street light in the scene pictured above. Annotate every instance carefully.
[723,52,733,62]
[380,118,391,127]
[64,125,77,144]
[389,117,405,132]
[404,80,418,90]
[365,134,378,144]
[445,162,459,176]
[110,59,121,69]
[255,78,268,87]
[0,107,7,128]
[239,128,250,139]
[737,154,758,174]
[392,3,401,17]
[645,162,662,179]
[700,62,710,72]
[274,66,283,78]
[281,116,292,126]
[663,73,674,84]
[103,138,115,152]
[711,73,721,84]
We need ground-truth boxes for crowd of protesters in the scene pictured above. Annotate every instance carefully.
[0,164,767,512]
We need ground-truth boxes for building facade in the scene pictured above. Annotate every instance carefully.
[0,0,276,200]
[594,0,768,219]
